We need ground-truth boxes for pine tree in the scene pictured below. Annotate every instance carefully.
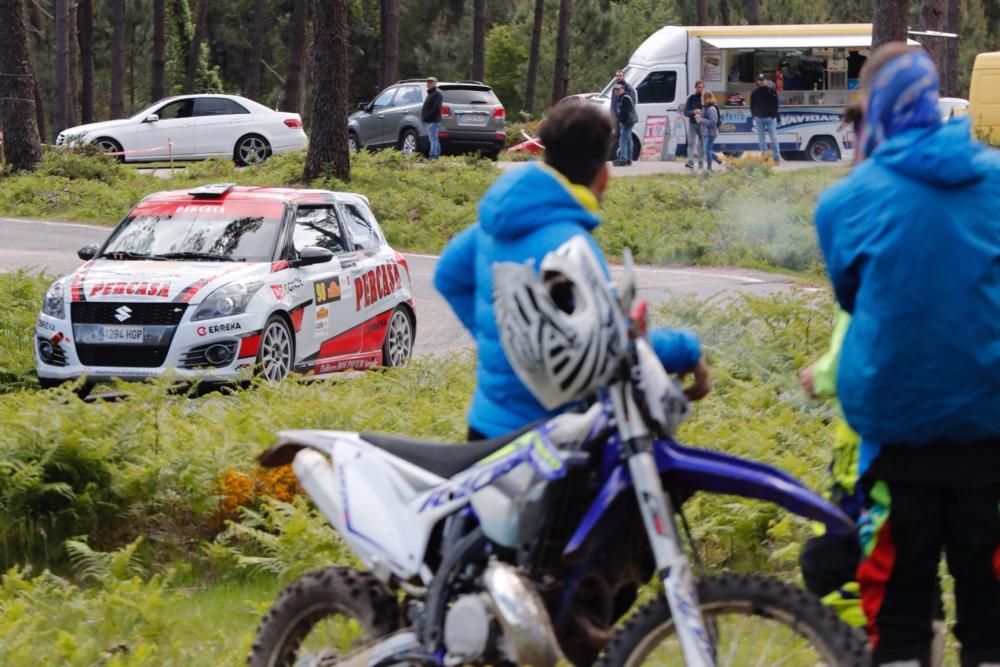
[552,0,573,105]
[303,0,350,182]
[0,0,44,170]
[524,0,544,113]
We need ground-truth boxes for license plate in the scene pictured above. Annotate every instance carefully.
[83,325,145,344]
[458,112,489,127]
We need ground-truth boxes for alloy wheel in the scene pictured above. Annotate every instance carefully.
[239,136,269,165]
[260,320,293,381]
[385,310,413,366]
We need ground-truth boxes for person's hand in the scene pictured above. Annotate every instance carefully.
[682,357,711,401]
[798,364,816,398]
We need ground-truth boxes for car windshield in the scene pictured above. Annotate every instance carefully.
[102,202,284,262]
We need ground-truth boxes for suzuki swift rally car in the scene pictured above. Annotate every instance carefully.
[36,184,416,394]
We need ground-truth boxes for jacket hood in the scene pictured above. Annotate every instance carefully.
[477,163,600,241]
[872,117,989,188]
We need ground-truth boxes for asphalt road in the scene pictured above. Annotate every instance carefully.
[1,217,796,358]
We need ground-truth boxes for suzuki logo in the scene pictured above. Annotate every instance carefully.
[114,305,133,322]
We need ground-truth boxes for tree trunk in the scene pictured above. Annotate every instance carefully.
[746,0,761,24]
[246,0,267,99]
[28,0,48,144]
[111,0,126,118]
[919,0,948,74]
[68,0,79,127]
[551,0,572,105]
[719,0,731,25]
[281,0,308,113]
[524,0,544,113]
[152,0,166,101]
[54,0,70,138]
[78,0,95,123]
[943,0,960,96]
[472,0,486,81]
[303,0,350,182]
[185,0,209,93]
[0,0,43,170]
[872,0,910,48]
[380,0,400,87]
[697,0,709,24]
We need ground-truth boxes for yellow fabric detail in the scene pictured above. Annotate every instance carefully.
[821,583,867,628]
[811,306,851,399]
[540,164,601,213]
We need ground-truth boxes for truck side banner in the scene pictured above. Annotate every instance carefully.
[719,108,843,133]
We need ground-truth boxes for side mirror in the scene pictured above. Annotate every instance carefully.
[78,244,99,260]
[357,102,372,112]
[144,114,159,123]
[292,246,334,267]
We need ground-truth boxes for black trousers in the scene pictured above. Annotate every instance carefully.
[858,443,1000,667]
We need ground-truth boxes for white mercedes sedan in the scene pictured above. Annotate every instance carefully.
[56,94,308,165]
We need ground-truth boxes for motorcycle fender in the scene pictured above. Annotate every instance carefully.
[563,438,855,559]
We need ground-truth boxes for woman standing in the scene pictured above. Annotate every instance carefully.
[701,91,721,174]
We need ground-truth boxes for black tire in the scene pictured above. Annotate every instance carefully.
[598,574,868,667]
[806,136,841,162]
[249,567,399,667]
[93,137,124,162]
[398,128,420,157]
[631,135,641,162]
[38,376,94,399]
[255,315,295,382]
[381,306,414,367]
[234,133,272,166]
[348,131,361,153]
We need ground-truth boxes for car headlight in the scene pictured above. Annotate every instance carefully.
[42,281,66,319]
[191,281,263,321]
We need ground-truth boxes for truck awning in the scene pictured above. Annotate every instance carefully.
[702,35,920,49]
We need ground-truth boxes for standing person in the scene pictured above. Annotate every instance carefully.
[421,76,443,159]
[750,73,780,162]
[683,80,705,169]
[434,103,709,441]
[815,44,1000,666]
[609,69,637,117]
[614,83,637,166]
[700,91,721,174]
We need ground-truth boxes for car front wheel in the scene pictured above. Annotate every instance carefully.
[256,315,294,381]
[399,129,419,158]
[348,131,360,152]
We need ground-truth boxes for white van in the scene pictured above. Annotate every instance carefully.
[597,24,919,162]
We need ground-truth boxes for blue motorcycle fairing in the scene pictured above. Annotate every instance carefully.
[562,437,855,558]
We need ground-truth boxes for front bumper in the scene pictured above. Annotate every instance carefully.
[35,311,263,383]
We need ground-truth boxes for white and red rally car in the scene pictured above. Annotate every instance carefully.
[36,183,416,395]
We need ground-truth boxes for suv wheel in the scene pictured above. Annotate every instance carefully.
[399,129,420,158]
[348,131,360,152]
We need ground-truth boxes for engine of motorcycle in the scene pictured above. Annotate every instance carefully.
[443,593,498,664]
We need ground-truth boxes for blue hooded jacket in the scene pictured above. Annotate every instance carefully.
[816,117,1000,451]
[435,163,702,438]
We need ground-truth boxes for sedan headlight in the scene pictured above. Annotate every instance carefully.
[42,281,66,319]
[192,281,263,321]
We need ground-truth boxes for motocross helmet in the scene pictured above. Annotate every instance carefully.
[493,236,627,410]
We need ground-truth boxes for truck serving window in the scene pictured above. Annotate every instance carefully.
[636,71,677,104]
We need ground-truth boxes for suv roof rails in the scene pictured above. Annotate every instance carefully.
[395,79,429,84]
[453,80,486,85]
[189,183,237,198]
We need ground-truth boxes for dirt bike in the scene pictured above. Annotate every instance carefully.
[250,252,868,667]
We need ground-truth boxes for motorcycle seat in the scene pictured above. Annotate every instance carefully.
[360,420,544,479]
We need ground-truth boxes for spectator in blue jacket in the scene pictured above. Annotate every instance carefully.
[434,103,709,439]
[815,44,1000,667]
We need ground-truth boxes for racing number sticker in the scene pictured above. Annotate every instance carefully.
[314,277,341,305]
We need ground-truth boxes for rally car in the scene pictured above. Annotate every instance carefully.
[36,183,416,396]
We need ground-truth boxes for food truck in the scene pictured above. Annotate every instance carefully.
[599,24,919,161]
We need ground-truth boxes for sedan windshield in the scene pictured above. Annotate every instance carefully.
[102,202,284,262]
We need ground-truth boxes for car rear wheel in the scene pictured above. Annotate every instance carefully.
[806,136,840,162]
[94,137,124,162]
[382,306,414,367]
[235,134,271,166]
[399,129,419,158]
[256,315,294,382]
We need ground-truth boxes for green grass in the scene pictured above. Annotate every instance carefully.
[0,147,844,275]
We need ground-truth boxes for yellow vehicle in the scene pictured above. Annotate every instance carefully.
[969,51,1000,144]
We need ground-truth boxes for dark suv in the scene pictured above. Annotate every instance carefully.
[348,80,506,159]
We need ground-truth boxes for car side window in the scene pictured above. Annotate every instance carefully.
[341,204,379,252]
[396,86,423,106]
[157,99,194,119]
[292,206,347,254]
[636,71,678,104]
[372,88,396,110]
[194,98,250,116]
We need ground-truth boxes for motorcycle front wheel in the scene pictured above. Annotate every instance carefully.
[598,574,869,667]
[249,567,399,667]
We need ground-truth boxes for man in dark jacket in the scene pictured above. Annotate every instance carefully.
[683,80,705,169]
[750,73,780,162]
[421,76,443,159]
[609,69,636,116]
[613,83,637,166]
